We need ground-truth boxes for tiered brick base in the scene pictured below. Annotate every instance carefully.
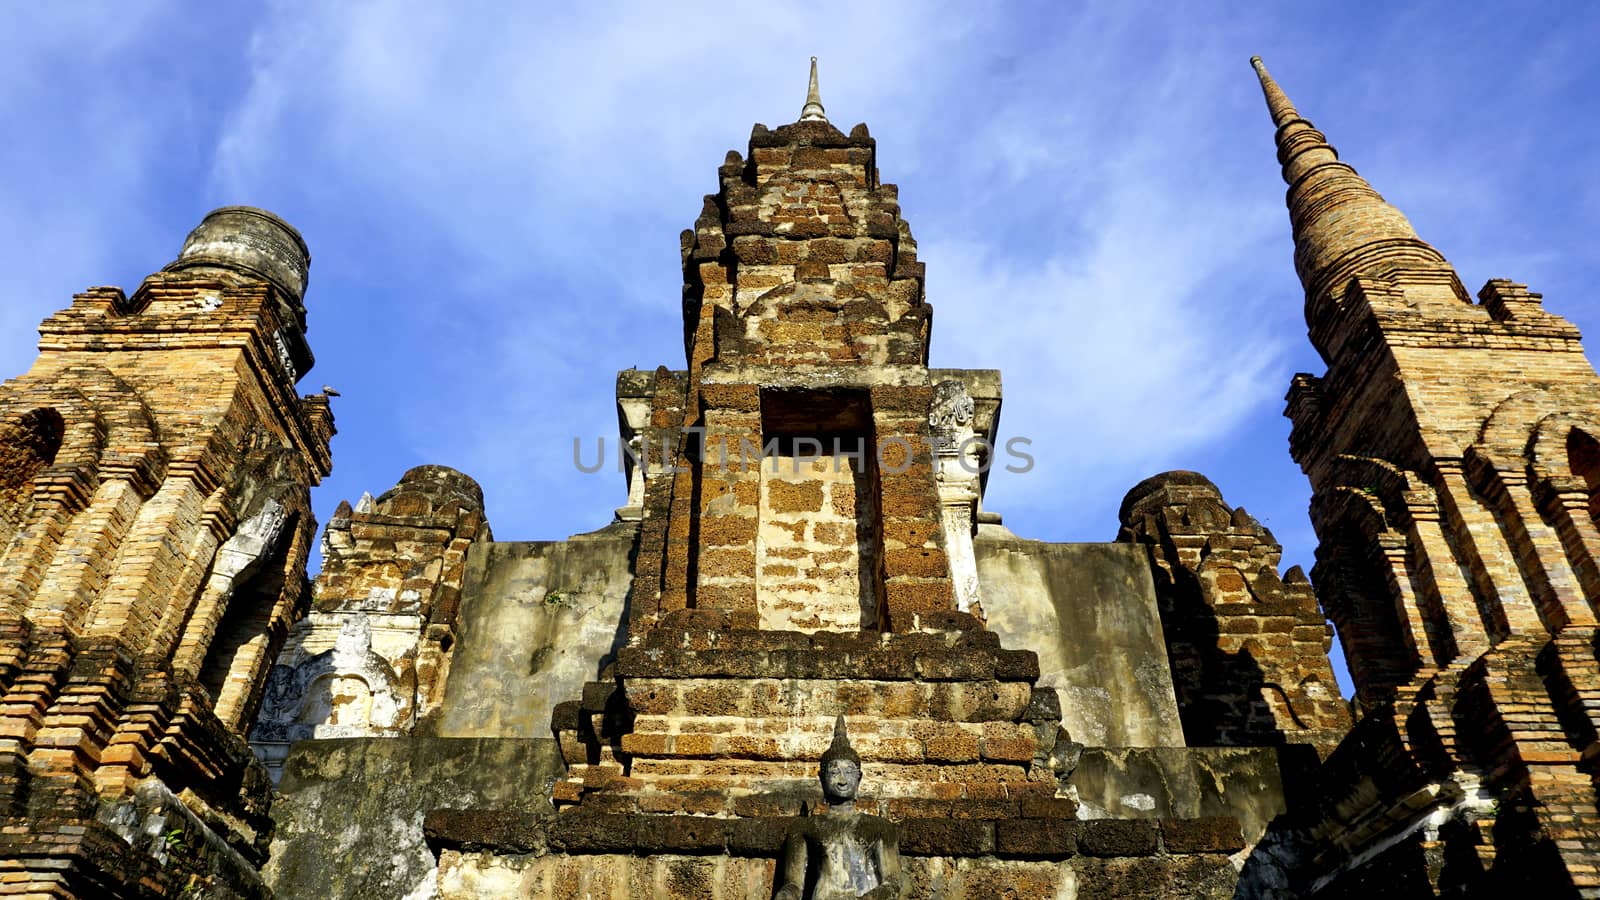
[425,809,1246,899]
[551,610,1059,819]
[424,608,1251,897]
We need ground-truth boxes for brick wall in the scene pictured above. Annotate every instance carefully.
[756,451,877,631]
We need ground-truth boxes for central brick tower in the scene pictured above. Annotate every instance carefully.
[422,62,1249,898]
[553,53,1060,838]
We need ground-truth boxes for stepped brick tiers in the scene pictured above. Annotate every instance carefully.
[3,56,1598,899]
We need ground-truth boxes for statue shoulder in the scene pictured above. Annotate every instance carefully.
[855,813,899,842]
[785,816,822,839]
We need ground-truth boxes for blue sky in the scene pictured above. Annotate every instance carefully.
[4,3,1597,695]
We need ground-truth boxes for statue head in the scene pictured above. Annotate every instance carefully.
[819,714,862,803]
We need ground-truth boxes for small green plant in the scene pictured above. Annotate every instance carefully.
[164,827,186,853]
[544,590,568,606]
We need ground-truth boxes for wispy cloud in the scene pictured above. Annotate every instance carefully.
[199,0,987,530]
[209,2,976,259]
[195,1,1300,542]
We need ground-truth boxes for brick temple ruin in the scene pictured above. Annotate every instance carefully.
[1,56,1598,898]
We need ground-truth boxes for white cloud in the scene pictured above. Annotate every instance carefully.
[188,0,1311,542]
[210,1,977,263]
[926,192,1287,530]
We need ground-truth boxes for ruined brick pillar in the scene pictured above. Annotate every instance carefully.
[1251,56,1600,895]
[1118,471,1350,756]
[0,207,333,897]
[248,465,490,781]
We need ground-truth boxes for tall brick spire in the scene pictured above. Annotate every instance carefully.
[1251,56,1448,312]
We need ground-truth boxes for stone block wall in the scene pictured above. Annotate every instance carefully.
[756,452,877,632]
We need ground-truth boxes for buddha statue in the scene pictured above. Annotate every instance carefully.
[775,716,903,900]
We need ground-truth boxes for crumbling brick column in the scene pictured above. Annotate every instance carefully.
[0,207,333,898]
[696,384,762,620]
[1119,471,1350,755]
[872,385,955,632]
[248,465,491,780]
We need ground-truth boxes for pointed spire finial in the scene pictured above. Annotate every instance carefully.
[1248,55,1450,325]
[1250,56,1299,128]
[800,56,828,123]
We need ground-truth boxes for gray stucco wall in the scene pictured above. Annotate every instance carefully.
[1071,746,1288,845]
[975,533,1185,748]
[435,525,1177,750]
[434,524,636,738]
[264,737,564,900]
[265,526,633,899]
